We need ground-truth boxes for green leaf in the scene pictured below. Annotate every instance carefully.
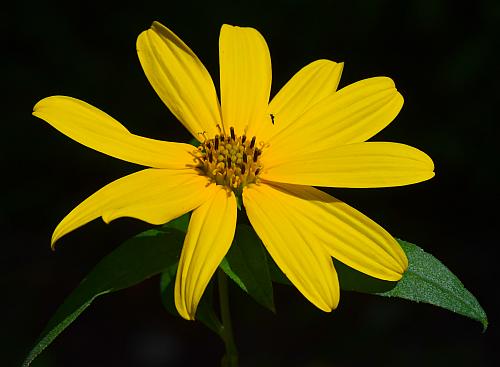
[263,235,487,329]
[188,137,200,147]
[159,264,179,316]
[159,269,223,335]
[334,239,488,330]
[220,224,275,312]
[23,226,185,367]
[265,252,291,286]
[161,212,190,232]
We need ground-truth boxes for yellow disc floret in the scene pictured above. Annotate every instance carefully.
[195,127,264,190]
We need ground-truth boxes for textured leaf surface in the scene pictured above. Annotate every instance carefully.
[23,226,185,367]
[220,224,275,312]
[261,228,487,328]
[334,239,488,329]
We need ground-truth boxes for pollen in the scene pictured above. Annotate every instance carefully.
[195,126,264,190]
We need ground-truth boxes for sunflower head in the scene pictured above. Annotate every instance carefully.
[195,126,266,191]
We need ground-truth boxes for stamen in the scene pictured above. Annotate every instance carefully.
[195,127,265,191]
[253,149,259,162]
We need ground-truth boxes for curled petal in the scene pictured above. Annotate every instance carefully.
[137,21,222,140]
[52,169,213,246]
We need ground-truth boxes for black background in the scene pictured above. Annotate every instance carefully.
[2,0,499,366]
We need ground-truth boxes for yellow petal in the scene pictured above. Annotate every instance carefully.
[243,183,339,312]
[260,182,407,280]
[219,24,271,137]
[137,21,221,140]
[262,60,344,141]
[265,77,403,162]
[52,169,213,246]
[34,96,195,169]
[175,187,237,320]
[262,142,435,188]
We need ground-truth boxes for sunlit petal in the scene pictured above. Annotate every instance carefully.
[262,59,343,141]
[265,77,403,161]
[175,187,237,320]
[137,21,221,140]
[262,142,435,188]
[34,96,195,168]
[219,24,271,137]
[260,182,407,280]
[243,183,339,311]
[52,169,213,246]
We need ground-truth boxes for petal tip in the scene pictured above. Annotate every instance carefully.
[33,96,55,114]
[221,23,236,30]
[33,100,43,114]
[150,20,166,32]
[50,232,61,250]
[101,213,113,225]
[178,307,196,321]
[175,297,196,321]
[381,257,408,281]
[316,296,337,313]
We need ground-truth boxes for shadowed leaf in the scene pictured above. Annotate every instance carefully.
[23,226,185,367]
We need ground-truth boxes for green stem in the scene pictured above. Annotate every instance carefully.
[217,269,238,367]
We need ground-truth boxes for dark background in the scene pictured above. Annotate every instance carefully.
[2,0,498,366]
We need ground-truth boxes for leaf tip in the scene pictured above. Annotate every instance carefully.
[480,314,488,332]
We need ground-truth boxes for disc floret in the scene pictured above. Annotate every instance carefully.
[196,127,264,190]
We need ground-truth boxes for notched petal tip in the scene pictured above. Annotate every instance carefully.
[221,23,236,31]
[32,95,64,116]
[149,21,174,39]
[32,97,47,114]
[150,20,163,29]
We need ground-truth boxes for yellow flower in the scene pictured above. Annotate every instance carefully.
[33,21,434,320]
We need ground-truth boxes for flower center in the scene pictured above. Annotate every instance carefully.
[196,127,264,190]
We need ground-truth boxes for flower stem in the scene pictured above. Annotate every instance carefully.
[217,269,238,367]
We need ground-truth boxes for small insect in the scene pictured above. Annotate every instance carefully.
[270,113,275,125]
